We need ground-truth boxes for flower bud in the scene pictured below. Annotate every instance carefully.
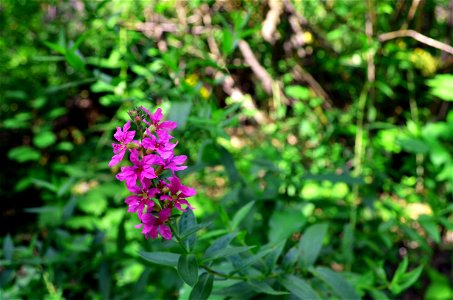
[126,142,140,149]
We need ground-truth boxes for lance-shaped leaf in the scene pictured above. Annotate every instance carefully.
[189,272,214,300]
[139,251,180,267]
[178,254,199,287]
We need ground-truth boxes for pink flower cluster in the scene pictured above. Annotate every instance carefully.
[109,107,195,240]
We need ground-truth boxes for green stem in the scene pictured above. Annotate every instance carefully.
[200,264,247,280]
[168,221,188,254]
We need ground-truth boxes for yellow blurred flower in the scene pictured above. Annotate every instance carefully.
[185,74,198,87]
[200,86,211,99]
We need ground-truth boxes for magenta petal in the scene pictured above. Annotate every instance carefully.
[159,225,172,240]
[123,121,131,132]
[159,208,171,221]
[108,151,125,167]
[152,108,163,124]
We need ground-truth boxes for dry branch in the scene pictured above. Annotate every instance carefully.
[379,29,453,55]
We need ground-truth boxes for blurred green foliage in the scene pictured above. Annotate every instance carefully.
[1,0,452,299]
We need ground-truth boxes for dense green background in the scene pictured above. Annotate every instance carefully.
[1,0,452,299]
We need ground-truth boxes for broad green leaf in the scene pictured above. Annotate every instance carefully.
[189,272,213,300]
[203,246,255,262]
[7,146,40,163]
[178,254,199,287]
[268,209,305,243]
[285,85,310,100]
[419,216,441,244]
[178,210,197,252]
[179,210,197,235]
[222,29,235,56]
[370,289,390,300]
[279,275,320,300]
[231,201,255,230]
[426,74,453,101]
[299,223,329,268]
[33,131,57,149]
[218,145,242,185]
[139,251,180,267]
[312,267,360,300]
[3,235,14,261]
[168,101,192,129]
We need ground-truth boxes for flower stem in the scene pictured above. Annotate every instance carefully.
[168,221,188,254]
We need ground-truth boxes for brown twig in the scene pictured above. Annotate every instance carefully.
[379,29,453,55]
[292,65,332,109]
[238,40,274,95]
[262,0,283,43]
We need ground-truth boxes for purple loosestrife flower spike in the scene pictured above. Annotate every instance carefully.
[111,106,195,240]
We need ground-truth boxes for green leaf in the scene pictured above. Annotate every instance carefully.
[43,41,66,55]
[426,74,453,101]
[390,257,424,295]
[168,101,192,129]
[247,280,289,296]
[189,272,213,300]
[139,251,180,267]
[203,246,255,262]
[98,262,110,300]
[231,201,255,230]
[285,85,310,100]
[178,210,198,252]
[33,131,57,149]
[391,256,408,284]
[312,267,360,300]
[31,179,58,192]
[180,223,210,241]
[268,209,306,243]
[229,246,275,275]
[7,146,40,163]
[419,216,441,244]
[178,254,199,287]
[222,29,235,56]
[298,223,329,268]
[263,240,286,273]
[397,265,423,293]
[341,224,354,265]
[65,49,86,72]
[3,235,14,261]
[204,232,238,258]
[279,275,320,300]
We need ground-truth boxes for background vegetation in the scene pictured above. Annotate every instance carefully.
[1,0,452,299]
